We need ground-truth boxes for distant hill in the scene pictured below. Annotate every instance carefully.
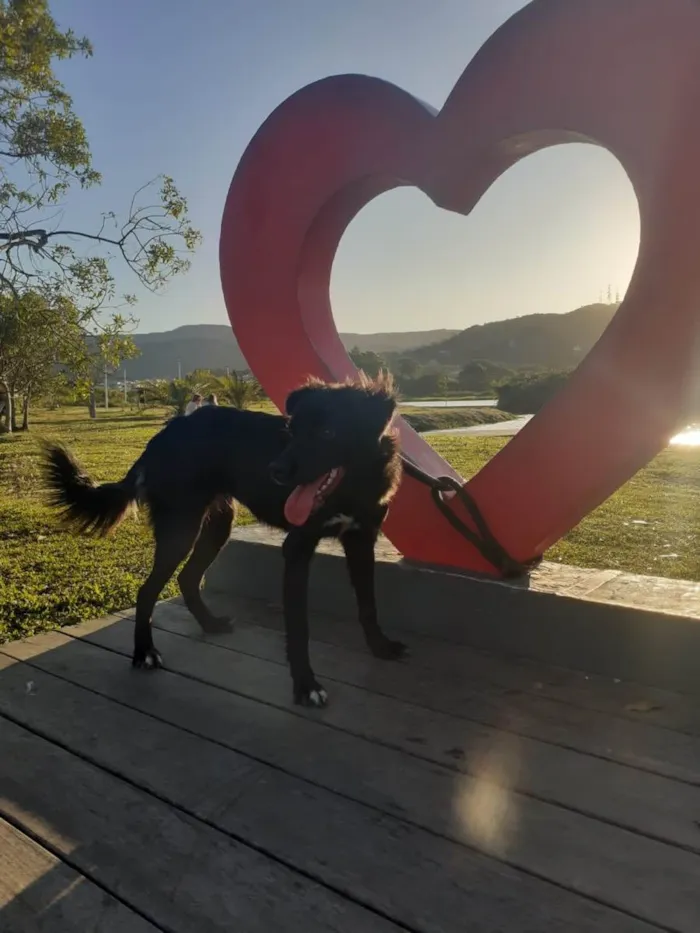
[341,330,459,354]
[408,304,619,370]
[125,325,460,380]
[121,307,622,381]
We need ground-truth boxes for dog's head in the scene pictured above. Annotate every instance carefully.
[270,372,397,526]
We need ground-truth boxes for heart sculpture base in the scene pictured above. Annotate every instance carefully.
[220,0,700,576]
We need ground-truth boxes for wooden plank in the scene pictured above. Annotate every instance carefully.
[206,529,700,694]
[0,712,400,933]
[0,654,656,933]
[201,591,700,734]
[152,600,700,786]
[66,613,700,855]
[0,817,157,933]
[200,593,700,738]
[2,632,697,931]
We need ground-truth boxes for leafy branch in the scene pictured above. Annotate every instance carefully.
[0,0,201,322]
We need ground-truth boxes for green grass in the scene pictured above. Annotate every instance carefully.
[0,407,254,642]
[431,435,700,581]
[1,407,700,642]
[399,407,513,432]
[257,398,511,432]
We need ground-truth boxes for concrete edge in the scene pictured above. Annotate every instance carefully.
[203,527,700,695]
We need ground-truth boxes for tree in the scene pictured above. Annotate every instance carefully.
[394,369,452,400]
[0,290,85,429]
[496,369,572,414]
[435,372,450,400]
[133,379,166,410]
[217,371,262,410]
[78,330,140,419]
[189,369,217,387]
[163,376,206,418]
[395,356,420,381]
[0,1,200,352]
[348,347,386,378]
[457,360,513,394]
[0,298,20,430]
[0,290,142,428]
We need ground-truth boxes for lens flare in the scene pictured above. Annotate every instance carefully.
[670,427,700,446]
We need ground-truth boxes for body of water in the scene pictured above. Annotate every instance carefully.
[400,398,497,408]
[427,418,700,444]
[425,415,532,437]
[407,399,700,446]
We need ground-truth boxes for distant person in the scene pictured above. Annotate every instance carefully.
[184,393,202,416]
[205,393,218,406]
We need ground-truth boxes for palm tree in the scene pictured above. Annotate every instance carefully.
[217,371,262,409]
[164,376,207,417]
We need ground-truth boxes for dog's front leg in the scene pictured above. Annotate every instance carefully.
[341,525,407,661]
[282,531,326,707]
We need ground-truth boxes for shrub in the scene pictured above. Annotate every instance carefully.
[496,370,572,414]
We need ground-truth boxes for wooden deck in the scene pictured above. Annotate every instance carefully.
[1,594,699,932]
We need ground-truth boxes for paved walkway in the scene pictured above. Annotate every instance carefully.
[426,414,533,437]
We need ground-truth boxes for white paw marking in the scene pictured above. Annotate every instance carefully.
[309,689,328,707]
[324,513,359,533]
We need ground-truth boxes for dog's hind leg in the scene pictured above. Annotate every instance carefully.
[177,497,235,634]
[133,508,205,670]
[341,526,407,661]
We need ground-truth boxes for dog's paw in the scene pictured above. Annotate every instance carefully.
[132,647,163,670]
[369,637,408,661]
[199,614,234,635]
[293,678,329,708]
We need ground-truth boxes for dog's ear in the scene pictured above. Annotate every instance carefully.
[285,385,314,416]
[367,370,397,433]
[367,389,397,434]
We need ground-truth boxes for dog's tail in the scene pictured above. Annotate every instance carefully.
[42,442,139,537]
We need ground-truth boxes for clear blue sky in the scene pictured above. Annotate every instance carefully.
[51,0,639,335]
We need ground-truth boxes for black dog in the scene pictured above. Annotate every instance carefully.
[42,374,405,706]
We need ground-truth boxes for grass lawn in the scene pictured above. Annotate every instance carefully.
[399,407,513,433]
[260,399,513,433]
[432,435,700,582]
[1,407,700,641]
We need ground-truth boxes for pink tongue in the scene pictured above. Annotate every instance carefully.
[284,474,328,526]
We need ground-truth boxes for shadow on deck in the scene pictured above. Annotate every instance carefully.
[0,565,699,930]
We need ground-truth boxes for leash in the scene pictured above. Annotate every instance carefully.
[400,454,542,579]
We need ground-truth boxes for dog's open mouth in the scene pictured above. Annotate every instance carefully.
[284,467,345,526]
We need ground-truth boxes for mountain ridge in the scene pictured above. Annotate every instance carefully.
[407,303,618,370]
[125,304,621,380]
[126,326,460,379]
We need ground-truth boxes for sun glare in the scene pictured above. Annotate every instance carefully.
[670,428,700,447]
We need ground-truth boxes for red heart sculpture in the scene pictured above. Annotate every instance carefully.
[220,0,700,575]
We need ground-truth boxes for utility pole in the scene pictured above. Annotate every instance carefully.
[104,367,109,410]
[124,368,128,404]
[177,359,182,380]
